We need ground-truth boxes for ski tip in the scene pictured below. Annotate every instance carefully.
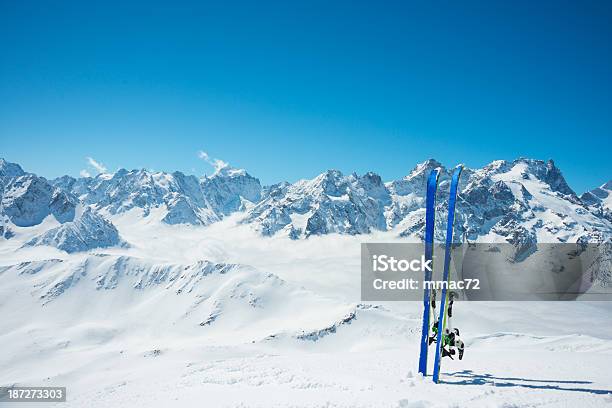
[427,168,441,182]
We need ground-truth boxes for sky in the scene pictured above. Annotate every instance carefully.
[1,0,611,193]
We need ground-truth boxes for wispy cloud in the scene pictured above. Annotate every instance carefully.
[79,156,107,177]
[198,151,228,173]
[86,157,107,173]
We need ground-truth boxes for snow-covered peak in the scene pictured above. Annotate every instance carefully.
[580,180,612,212]
[387,159,448,199]
[482,159,512,174]
[201,166,261,215]
[407,159,443,179]
[0,158,25,181]
[24,207,126,253]
[290,169,388,201]
[207,163,248,178]
[473,158,576,198]
[2,157,610,244]
[51,166,263,225]
[453,158,608,244]
[242,158,610,243]
[243,169,390,238]
[306,169,353,197]
[1,173,77,227]
[92,168,215,224]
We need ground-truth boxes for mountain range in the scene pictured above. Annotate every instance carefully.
[0,157,610,253]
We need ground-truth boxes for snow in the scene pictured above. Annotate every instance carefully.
[24,207,125,253]
[289,211,313,232]
[1,157,611,407]
[1,214,612,407]
[582,181,612,212]
[9,341,609,408]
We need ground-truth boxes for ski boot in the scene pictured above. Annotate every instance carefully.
[441,346,455,359]
[451,330,464,360]
[455,338,465,360]
[440,328,455,359]
[447,328,464,360]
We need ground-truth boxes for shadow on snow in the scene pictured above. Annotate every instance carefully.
[443,370,611,395]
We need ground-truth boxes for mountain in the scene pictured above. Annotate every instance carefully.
[0,157,26,182]
[53,169,215,225]
[580,181,612,218]
[243,169,390,238]
[0,159,125,252]
[242,158,611,244]
[384,159,472,231]
[0,160,77,227]
[404,158,610,244]
[466,159,609,243]
[52,165,262,226]
[201,166,262,215]
[24,207,126,253]
[1,157,612,407]
[2,157,611,246]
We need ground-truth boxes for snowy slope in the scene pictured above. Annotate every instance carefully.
[0,253,361,335]
[0,225,611,407]
[1,157,611,407]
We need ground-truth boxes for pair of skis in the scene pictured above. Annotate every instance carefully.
[417,165,463,383]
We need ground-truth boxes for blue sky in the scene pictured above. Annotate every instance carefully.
[1,0,610,193]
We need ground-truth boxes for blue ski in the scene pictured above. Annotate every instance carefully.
[418,167,441,376]
[432,164,463,383]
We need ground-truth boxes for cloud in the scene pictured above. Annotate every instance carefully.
[86,157,107,174]
[197,150,229,173]
[78,156,107,178]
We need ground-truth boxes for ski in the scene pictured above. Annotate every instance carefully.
[432,164,463,383]
[418,167,441,376]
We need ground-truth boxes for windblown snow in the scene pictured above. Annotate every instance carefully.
[0,157,611,407]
